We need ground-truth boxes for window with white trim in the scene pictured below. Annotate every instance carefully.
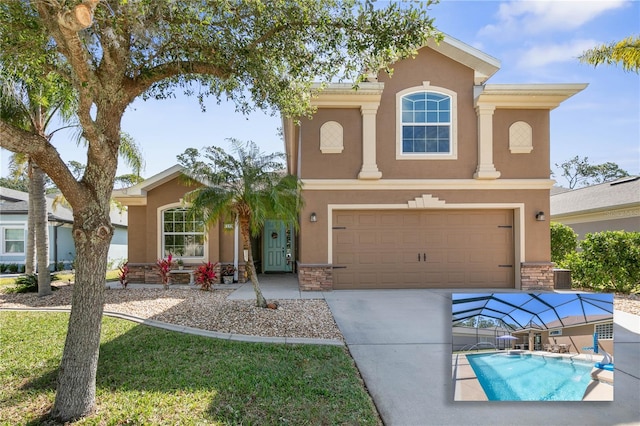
[396,84,457,160]
[162,208,205,258]
[2,227,25,254]
[595,322,613,340]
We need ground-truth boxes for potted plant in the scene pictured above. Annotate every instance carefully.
[176,258,184,270]
[221,264,236,284]
[195,261,218,291]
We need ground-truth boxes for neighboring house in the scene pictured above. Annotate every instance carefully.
[550,176,640,240]
[0,186,128,271]
[114,34,586,290]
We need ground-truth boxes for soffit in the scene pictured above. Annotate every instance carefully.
[476,83,588,109]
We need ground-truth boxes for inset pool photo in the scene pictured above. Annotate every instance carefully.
[451,292,614,401]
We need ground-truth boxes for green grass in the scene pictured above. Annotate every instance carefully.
[0,270,120,290]
[0,311,380,425]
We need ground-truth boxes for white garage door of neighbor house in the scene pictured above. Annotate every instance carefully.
[332,209,514,289]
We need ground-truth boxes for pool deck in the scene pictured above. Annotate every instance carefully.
[452,351,614,401]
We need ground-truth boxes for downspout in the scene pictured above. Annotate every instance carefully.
[233,216,239,281]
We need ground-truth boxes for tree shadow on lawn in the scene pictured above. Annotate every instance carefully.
[17,317,377,425]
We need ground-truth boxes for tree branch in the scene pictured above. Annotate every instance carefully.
[126,61,229,101]
[0,120,87,207]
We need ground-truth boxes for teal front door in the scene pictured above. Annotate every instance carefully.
[263,221,293,272]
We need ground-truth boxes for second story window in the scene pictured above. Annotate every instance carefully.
[396,85,457,160]
[402,91,451,154]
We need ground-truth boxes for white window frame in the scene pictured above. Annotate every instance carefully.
[396,82,458,160]
[1,226,26,255]
[595,322,613,340]
[157,203,207,261]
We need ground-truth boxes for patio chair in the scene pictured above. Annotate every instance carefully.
[551,345,560,353]
[543,344,551,351]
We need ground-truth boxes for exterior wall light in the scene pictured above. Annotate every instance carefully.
[535,211,546,221]
[310,212,318,223]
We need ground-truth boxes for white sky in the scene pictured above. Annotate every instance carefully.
[1,0,638,185]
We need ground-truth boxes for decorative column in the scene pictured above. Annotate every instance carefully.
[358,103,382,180]
[473,104,501,179]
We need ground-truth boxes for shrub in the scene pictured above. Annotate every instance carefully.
[156,254,173,288]
[195,262,218,291]
[118,262,129,289]
[565,231,640,294]
[8,273,59,293]
[550,222,577,264]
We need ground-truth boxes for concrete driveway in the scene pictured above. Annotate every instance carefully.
[324,289,640,426]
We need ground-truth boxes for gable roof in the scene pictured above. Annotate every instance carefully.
[112,164,186,206]
[551,176,640,217]
[426,33,500,85]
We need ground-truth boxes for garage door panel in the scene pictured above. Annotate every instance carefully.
[357,214,377,226]
[333,209,514,289]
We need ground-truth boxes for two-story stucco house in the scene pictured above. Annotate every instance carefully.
[114,34,586,290]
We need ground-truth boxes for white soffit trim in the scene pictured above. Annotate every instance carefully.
[310,82,384,108]
[302,179,555,190]
[476,84,588,109]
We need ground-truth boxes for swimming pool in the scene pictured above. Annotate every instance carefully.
[466,353,594,401]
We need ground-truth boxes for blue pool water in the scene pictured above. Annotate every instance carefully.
[466,353,594,401]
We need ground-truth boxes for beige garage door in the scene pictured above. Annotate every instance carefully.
[332,209,514,289]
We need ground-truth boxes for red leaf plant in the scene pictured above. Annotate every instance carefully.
[156,253,173,288]
[118,262,129,289]
[195,261,219,291]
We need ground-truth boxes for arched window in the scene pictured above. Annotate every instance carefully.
[396,84,457,160]
[161,207,205,258]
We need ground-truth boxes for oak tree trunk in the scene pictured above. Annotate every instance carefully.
[50,208,112,421]
[32,163,51,296]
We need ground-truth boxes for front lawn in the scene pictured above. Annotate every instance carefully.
[0,311,380,425]
[0,270,120,290]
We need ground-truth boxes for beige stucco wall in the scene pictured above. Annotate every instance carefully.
[376,47,478,179]
[300,108,363,179]
[516,323,614,355]
[127,206,147,263]
[493,109,550,179]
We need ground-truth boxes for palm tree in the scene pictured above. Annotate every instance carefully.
[178,139,303,308]
[1,72,75,296]
[579,35,640,73]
